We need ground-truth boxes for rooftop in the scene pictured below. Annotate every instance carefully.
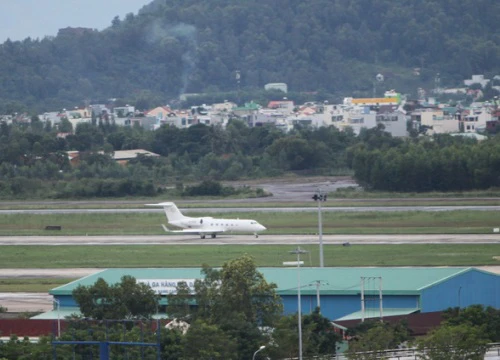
[50,267,478,297]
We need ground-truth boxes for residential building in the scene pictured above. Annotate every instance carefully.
[375,106,407,137]
[128,116,157,130]
[113,105,135,119]
[211,101,236,112]
[65,107,91,119]
[232,102,261,127]
[89,104,110,117]
[110,149,160,165]
[264,83,288,93]
[464,74,490,88]
[328,104,376,135]
[146,106,173,121]
[267,100,294,115]
[39,112,63,124]
[410,108,459,134]
[460,105,492,133]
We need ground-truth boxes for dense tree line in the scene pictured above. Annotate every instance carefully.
[0,119,356,199]
[0,0,499,113]
[3,117,500,198]
[350,130,500,192]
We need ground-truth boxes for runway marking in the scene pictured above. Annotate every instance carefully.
[0,234,499,245]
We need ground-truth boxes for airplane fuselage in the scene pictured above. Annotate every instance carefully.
[170,216,265,233]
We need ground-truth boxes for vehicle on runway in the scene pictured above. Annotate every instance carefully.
[146,202,266,239]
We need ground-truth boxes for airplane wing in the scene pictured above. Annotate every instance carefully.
[161,224,225,234]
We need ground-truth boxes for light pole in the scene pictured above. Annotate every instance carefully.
[235,70,241,105]
[458,286,462,310]
[252,345,265,360]
[288,247,308,360]
[312,190,327,267]
[53,298,60,338]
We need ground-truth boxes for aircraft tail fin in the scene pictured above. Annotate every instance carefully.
[145,202,186,222]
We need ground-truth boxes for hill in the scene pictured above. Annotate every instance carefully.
[0,0,499,113]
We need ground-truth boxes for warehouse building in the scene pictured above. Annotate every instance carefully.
[33,267,500,321]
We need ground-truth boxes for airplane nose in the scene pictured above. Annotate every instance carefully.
[259,224,267,231]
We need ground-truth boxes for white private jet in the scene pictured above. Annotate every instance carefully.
[146,202,266,239]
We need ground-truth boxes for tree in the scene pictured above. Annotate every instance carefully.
[73,275,158,320]
[346,321,410,360]
[443,305,500,342]
[416,324,489,360]
[269,308,342,359]
[182,320,238,360]
[58,117,73,133]
[347,323,394,360]
[184,255,282,359]
[166,280,192,321]
[208,255,282,326]
[303,308,342,355]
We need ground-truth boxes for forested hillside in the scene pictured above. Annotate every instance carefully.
[0,0,499,113]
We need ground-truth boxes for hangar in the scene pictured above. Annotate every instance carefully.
[33,267,500,321]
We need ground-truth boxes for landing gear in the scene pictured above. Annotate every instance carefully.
[211,234,216,239]
[200,234,206,239]
[254,233,259,238]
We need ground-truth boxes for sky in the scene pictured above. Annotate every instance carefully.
[0,0,152,43]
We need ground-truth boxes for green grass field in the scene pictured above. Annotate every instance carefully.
[0,244,499,269]
[0,210,499,235]
[0,278,74,292]
[2,197,500,210]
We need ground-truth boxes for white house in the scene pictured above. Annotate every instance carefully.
[464,75,490,88]
[375,106,407,137]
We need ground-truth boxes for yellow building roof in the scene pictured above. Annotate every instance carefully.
[351,97,398,104]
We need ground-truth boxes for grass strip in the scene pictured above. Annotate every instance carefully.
[0,244,499,268]
[2,199,500,210]
[0,210,499,236]
[0,278,75,292]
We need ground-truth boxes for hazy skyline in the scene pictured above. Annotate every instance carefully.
[0,0,152,43]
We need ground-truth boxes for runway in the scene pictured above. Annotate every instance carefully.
[1,234,500,245]
[3,205,500,214]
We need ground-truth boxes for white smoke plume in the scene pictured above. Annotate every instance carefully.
[145,20,197,97]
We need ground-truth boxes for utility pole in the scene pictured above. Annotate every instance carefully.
[360,276,383,322]
[315,280,321,310]
[288,247,308,360]
[312,189,327,267]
